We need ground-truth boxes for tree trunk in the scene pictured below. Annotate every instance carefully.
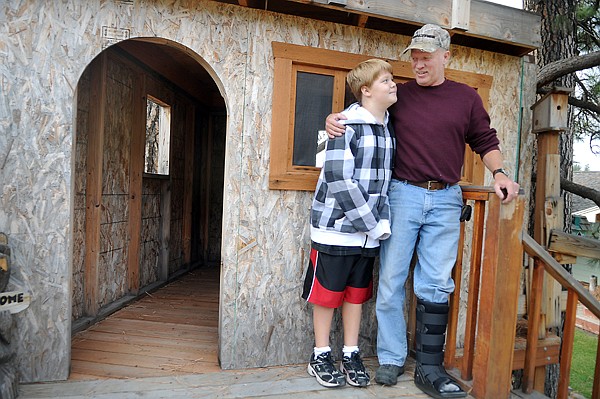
[524,1,578,398]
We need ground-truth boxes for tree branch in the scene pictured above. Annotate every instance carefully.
[561,177,600,208]
[568,96,600,114]
[537,51,600,89]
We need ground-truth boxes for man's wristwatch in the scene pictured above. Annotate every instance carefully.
[492,168,509,178]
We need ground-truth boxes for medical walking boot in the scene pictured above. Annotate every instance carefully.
[414,298,466,399]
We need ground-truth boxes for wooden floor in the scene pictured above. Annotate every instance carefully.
[19,267,546,398]
[69,267,221,380]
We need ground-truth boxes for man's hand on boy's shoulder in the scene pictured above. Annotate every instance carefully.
[326,113,347,139]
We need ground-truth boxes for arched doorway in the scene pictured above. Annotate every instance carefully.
[70,38,226,378]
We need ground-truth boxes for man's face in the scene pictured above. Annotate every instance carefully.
[410,48,449,87]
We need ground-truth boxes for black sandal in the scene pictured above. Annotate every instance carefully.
[415,363,466,399]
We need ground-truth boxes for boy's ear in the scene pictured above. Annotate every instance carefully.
[361,85,371,98]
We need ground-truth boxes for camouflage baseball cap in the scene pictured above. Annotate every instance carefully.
[402,24,451,54]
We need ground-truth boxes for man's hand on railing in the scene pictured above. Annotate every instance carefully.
[494,173,520,204]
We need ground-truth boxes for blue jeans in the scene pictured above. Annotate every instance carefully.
[376,179,463,367]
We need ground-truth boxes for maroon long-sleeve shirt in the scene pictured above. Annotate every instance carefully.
[390,79,500,184]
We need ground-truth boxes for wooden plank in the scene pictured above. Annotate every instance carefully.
[356,14,368,28]
[461,199,485,380]
[533,133,559,245]
[69,360,180,380]
[460,186,493,201]
[512,334,560,370]
[25,357,476,399]
[532,134,561,337]
[451,0,471,30]
[268,56,294,190]
[548,229,600,259]
[182,102,195,266]
[557,290,578,399]
[284,0,540,50]
[72,338,217,361]
[113,303,219,318]
[84,52,108,316]
[271,41,491,89]
[454,334,560,371]
[446,217,465,368]
[86,318,218,338]
[594,337,600,399]
[127,72,145,295]
[159,179,171,280]
[112,309,219,327]
[74,330,217,347]
[511,389,552,399]
[70,270,220,380]
[522,258,544,393]
[472,194,524,398]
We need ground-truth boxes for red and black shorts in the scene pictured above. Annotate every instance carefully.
[302,248,374,308]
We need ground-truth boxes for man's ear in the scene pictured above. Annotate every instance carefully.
[442,50,451,65]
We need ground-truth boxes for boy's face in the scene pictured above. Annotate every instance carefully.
[364,71,397,107]
[410,48,449,87]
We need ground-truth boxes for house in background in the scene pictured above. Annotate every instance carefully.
[571,171,600,282]
[572,171,600,225]
[0,0,541,390]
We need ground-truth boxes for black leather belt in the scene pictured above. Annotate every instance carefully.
[404,180,452,191]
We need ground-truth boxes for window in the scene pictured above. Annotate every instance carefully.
[268,42,492,191]
[145,95,171,176]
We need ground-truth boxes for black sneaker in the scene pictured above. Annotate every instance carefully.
[307,351,346,388]
[375,364,404,386]
[340,351,370,387]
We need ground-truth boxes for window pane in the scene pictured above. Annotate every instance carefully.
[292,72,334,167]
[145,97,171,175]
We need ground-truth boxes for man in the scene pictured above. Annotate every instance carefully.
[325,24,520,399]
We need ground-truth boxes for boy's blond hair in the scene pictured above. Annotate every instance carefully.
[346,59,393,102]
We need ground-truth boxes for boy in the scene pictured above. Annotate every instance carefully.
[302,58,397,388]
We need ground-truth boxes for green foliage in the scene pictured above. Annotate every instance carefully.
[573,0,600,153]
[570,328,598,399]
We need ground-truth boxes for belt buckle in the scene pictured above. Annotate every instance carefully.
[427,181,435,190]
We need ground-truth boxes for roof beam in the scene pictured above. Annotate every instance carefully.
[285,0,540,53]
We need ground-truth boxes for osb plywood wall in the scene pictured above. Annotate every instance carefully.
[0,0,533,381]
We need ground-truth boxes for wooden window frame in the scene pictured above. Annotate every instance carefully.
[268,42,493,191]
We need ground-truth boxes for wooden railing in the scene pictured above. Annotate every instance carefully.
[436,186,600,399]
[413,186,526,398]
[522,233,600,399]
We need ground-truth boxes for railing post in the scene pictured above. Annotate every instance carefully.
[594,336,600,399]
[461,198,486,380]
[472,194,525,398]
[523,258,545,393]
[557,290,578,399]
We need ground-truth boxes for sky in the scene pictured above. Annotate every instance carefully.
[490,0,599,171]
[574,139,600,171]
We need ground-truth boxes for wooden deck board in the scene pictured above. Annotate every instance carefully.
[74,330,218,347]
[19,267,490,398]
[69,268,221,380]
[21,359,444,399]
[87,317,218,337]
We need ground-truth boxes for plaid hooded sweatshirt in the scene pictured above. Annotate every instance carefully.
[310,103,395,254]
